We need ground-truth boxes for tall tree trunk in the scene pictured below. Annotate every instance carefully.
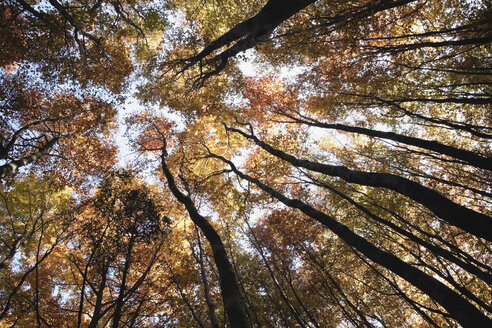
[193,228,220,328]
[187,0,317,66]
[160,149,250,328]
[88,262,110,328]
[307,175,492,285]
[181,0,417,82]
[112,235,135,328]
[163,256,206,328]
[0,137,59,180]
[271,113,492,170]
[225,126,492,242]
[210,153,492,328]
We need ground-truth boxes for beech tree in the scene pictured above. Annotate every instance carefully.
[1,0,491,327]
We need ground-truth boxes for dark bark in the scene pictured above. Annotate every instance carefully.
[87,263,110,328]
[210,153,492,328]
[160,148,250,328]
[352,249,442,328]
[366,34,492,54]
[227,236,263,328]
[77,222,111,328]
[180,0,417,83]
[374,97,492,139]
[298,243,376,328]
[244,219,309,328]
[163,256,206,328]
[187,0,317,66]
[264,112,492,170]
[225,126,492,242]
[0,230,62,321]
[0,137,59,180]
[111,236,135,328]
[307,175,492,285]
[389,96,492,105]
[361,192,492,275]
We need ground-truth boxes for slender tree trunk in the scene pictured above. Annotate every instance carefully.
[376,98,492,139]
[112,235,135,328]
[272,115,492,170]
[88,263,110,328]
[0,137,59,180]
[245,221,308,328]
[299,243,376,328]
[194,229,220,328]
[163,256,206,328]
[0,233,61,321]
[307,176,492,285]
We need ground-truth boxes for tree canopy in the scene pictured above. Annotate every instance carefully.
[1,0,491,327]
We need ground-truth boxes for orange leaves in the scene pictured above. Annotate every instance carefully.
[242,76,304,124]
[126,110,176,154]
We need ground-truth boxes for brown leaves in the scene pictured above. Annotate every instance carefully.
[242,76,303,123]
[126,109,176,154]
[0,5,27,69]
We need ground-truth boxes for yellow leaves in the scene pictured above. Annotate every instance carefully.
[0,175,71,220]
[174,0,263,41]
[318,135,341,152]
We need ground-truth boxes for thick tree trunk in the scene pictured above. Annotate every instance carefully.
[184,0,417,82]
[226,127,492,242]
[211,153,492,328]
[189,0,317,65]
[160,152,250,328]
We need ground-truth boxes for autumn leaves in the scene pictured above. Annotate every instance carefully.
[1,0,491,327]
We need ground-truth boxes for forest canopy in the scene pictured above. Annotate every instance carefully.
[0,0,491,327]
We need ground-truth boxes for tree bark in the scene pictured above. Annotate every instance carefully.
[211,153,492,328]
[268,113,492,170]
[307,175,492,285]
[225,127,492,242]
[160,150,250,328]
[0,137,59,180]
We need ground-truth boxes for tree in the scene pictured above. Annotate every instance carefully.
[145,0,491,326]
[1,0,491,327]
[0,174,74,326]
[63,171,170,328]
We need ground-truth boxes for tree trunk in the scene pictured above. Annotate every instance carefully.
[273,115,492,170]
[211,153,492,328]
[225,127,492,242]
[161,151,250,328]
[0,137,59,180]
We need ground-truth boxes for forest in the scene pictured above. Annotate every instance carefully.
[0,0,491,327]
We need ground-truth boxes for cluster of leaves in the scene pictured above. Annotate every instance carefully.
[1,0,491,327]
